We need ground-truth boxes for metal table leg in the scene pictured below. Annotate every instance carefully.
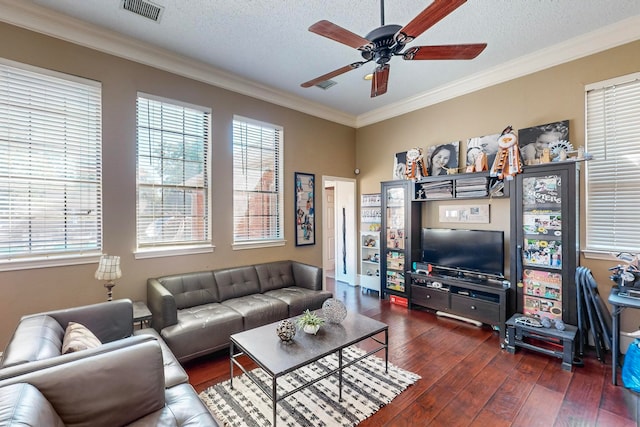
[612,304,621,385]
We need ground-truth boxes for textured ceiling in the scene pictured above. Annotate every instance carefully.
[6,0,640,125]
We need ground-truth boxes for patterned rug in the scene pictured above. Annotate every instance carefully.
[199,346,420,427]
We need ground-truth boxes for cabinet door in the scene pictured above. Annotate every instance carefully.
[384,186,407,292]
[512,163,578,324]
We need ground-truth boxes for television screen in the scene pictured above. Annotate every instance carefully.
[421,228,504,278]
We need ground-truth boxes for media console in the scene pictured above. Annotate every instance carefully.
[410,272,510,347]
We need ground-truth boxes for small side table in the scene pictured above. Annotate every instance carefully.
[506,313,577,371]
[133,301,152,329]
[608,288,640,385]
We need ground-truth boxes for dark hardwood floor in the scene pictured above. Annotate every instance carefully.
[184,278,639,426]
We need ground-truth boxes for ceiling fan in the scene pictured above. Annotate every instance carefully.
[301,0,487,97]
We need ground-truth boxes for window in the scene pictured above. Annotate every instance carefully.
[232,116,283,247]
[0,60,102,267]
[136,94,211,253]
[585,72,640,254]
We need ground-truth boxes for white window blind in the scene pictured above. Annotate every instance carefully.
[232,116,283,244]
[0,60,102,263]
[136,94,210,249]
[585,72,640,253]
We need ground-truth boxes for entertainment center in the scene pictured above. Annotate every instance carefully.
[410,268,509,345]
[377,162,579,347]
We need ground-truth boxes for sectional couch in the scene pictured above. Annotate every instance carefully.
[0,299,218,426]
[147,260,332,362]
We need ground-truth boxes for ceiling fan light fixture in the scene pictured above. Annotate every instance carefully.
[302,0,485,98]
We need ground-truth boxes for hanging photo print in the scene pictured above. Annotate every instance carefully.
[426,141,459,176]
[295,172,315,246]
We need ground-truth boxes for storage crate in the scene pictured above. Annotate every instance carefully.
[390,295,408,307]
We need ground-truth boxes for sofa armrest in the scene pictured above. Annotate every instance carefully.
[0,315,65,368]
[26,299,134,343]
[147,278,178,331]
[0,336,166,427]
[292,261,323,291]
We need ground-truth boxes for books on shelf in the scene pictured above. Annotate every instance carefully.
[418,181,453,199]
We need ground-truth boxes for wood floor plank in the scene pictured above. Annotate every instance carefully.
[182,278,636,426]
[512,384,563,426]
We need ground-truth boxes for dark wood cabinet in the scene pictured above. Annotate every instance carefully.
[380,180,421,301]
[510,162,579,325]
[410,272,509,345]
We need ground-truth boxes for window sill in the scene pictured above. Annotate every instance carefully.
[0,252,102,272]
[582,250,619,261]
[134,244,215,259]
[232,240,286,250]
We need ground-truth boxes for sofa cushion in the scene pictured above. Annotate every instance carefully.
[265,287,333,316]
[61,322,102,354]
[158,271,219,309]
[255,261,295,292]
[127,383,219,426]
[133,328,189,388]
[161,303,244,362]
[0,383,65,427]
[214,266,261,301]
[0,315,64,368]
[221,294,289,330]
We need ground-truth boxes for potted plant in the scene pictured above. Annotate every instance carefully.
[296,309,325,335]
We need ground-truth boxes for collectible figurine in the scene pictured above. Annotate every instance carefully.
[404,147,428,180]
[490,125,523,180]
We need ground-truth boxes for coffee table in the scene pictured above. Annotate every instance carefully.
[229,311,388,426]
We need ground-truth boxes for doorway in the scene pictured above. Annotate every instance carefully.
[322,176,357,288]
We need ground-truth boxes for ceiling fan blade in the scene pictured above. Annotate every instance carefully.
[309,20,373,51]
[396,0,467,44]
[371,64,390,98]
[301,61,367,88]
[402,43,487,60]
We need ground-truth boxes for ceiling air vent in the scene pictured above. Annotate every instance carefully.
[121,0,164,22]
[315,80,337,90]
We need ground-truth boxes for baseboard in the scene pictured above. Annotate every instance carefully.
[436,311,483,327]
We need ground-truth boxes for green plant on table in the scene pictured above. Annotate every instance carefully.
[296,309,325,329]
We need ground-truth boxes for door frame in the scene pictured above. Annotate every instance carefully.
[322,175,357,288]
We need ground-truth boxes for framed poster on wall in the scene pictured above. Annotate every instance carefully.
[295,172,315,246]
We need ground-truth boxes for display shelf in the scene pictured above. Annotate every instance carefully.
[510,162,578,325]
[380,180,421,300]
[359,193,381,294]
[412,171,507,201]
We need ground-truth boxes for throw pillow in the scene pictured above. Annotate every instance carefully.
[61,322,101,354]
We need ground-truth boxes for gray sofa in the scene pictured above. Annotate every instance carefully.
[0,299,218,426]
[148,260,332,362]
[0,298,186,388]
[0,336,217,426]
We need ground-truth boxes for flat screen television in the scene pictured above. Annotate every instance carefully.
[421,228,504,278]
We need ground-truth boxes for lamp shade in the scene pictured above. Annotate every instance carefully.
[95,255,122,281]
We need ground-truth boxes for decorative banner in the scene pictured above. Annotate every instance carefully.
[295,172,315,246]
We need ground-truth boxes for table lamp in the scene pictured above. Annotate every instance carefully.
[95,255,122,301]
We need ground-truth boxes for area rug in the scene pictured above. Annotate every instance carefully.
[199,346,420,427]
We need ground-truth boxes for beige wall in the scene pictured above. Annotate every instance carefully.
[0,23,356,348]
[356,39,640,333]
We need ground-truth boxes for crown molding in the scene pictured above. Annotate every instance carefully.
[1,1,639,129]
[356,15,640,128]
[0,0,357,127]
